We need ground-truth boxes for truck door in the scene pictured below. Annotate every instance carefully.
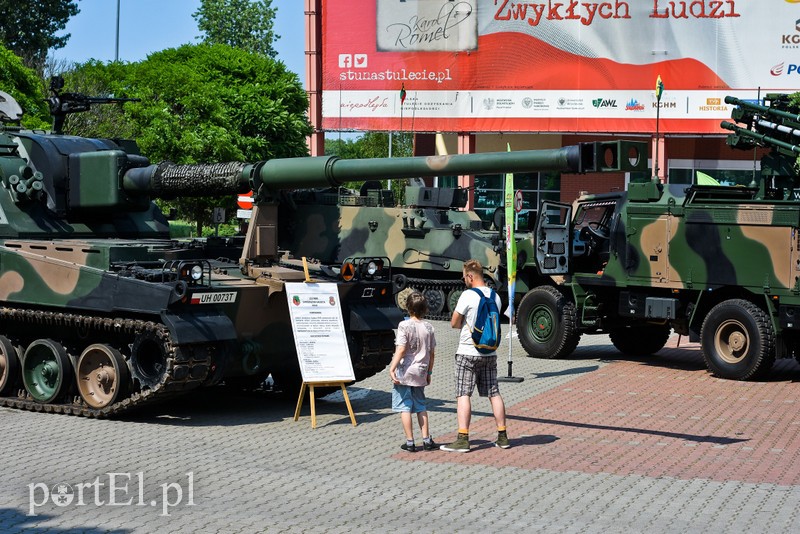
[534,201,572,275]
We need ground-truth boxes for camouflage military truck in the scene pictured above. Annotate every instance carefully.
[0,89,403,416]
[514,93,800,380]
[278,181,503,320]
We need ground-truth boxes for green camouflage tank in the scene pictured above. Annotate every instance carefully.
[277,141,646,320]
[279,183,503,319]
[0,89,403,416]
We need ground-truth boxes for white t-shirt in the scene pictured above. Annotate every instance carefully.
[455,286,501,356]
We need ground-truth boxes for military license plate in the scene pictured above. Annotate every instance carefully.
[190,291,237,305]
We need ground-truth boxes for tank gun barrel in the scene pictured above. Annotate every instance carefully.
[254,141,645,190]
[119,141,645,201]
[122,161,252,199]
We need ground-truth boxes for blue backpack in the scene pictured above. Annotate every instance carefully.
[469,288,501,354]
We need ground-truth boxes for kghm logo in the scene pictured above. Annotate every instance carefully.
[625,99,645,111]
[780,19,800,47]
[652,101,676,108]
[592,98,617,108]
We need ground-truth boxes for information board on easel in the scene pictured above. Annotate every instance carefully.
[286,282,357,428]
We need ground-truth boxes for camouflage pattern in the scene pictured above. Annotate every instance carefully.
[0,93,401,416]
[277,140,646,319]
[513,94,800,381]
[279,184,503,319]
[0,88,651,414]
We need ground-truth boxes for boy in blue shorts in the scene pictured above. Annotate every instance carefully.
[389,291,437,452]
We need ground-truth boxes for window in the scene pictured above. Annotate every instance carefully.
[628,159,761,187]
[441,171,561,231]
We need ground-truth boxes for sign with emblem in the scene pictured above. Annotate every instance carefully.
[286,283,355,382]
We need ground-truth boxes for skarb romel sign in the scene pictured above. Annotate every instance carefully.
[377,0,477,51]
[324,0,791,134]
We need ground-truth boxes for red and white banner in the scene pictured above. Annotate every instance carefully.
[321,0,800,134]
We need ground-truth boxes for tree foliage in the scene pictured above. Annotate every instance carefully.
[0,0,79,71]
[193,0,278,58]
[325,132,414,204]
[0,44,49,128]
[60,43,311,235]
[54,60,137,139]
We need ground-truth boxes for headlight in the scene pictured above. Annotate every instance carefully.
[366,261,378,276]
[190,265,203,280]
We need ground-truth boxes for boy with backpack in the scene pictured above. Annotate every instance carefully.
[440,259,510,453]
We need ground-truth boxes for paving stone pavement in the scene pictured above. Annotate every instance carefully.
[2,321,800,533]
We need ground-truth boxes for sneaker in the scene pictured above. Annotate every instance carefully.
[422,439,438,451]
[495,430,511,449]
[400,442,416,452]
[440,433,470,453]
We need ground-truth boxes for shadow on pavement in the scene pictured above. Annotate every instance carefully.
[0,508,131,533]
[564,342,800,381]
[505,414,748,445]
[122,385,401,427]
[121,386,298,426]
[532,365,599,379]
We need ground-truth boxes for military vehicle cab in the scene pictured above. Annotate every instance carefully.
[515,94,800,380]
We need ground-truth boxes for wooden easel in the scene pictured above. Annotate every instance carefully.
[293,381,357,428]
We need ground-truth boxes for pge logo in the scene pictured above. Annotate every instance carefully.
[771,62,800,75]
[338,54,368,68]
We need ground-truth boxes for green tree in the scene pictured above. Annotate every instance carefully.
[193,0,278,58]
[0,44,49,128]
[325,132,413,204]
[63,43,311,235]
[0,0,79,71]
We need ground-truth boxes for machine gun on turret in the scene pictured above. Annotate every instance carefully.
[47,75,140,134]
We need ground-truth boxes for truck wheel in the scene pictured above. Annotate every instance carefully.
[517,286,580,359]
[609,325,671,356]
[700,299,775,380]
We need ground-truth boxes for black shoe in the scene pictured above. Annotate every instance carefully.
[423,439,438,451]
[400,442,416,452]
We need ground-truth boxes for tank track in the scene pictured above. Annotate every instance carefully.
[399,278,466,321]
[0,307,213,418]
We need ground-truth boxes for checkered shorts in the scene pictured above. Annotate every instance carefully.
[453,353,500,398]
